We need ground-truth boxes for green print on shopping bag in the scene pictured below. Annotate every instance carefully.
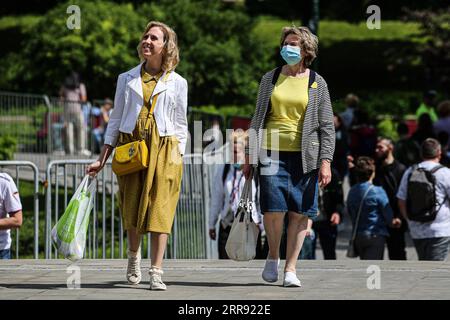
[56,196,80,243]
[51,175,96,261]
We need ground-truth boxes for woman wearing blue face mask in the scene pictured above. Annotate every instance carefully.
[244,26,335,287]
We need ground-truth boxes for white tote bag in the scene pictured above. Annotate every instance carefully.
[225,168,260,261]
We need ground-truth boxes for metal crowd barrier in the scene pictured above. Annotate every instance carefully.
[0,91,109,161]
[0,161,40,259]
[0,91,52,155]
[44,155,211,259]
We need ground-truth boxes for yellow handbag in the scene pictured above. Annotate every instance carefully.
[111,71,171,176]
[112,139,149,176]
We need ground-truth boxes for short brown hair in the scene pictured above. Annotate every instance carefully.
[354,156,375,182]
[345,93,360,108]
[437,100,450,118]
[421,138,441,160]
[279,26,318,67]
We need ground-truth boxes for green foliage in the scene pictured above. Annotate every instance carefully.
[334,90,422,119]
[404,8,450,92]
[254,16,421,48]
[0,0,272,106]
[191,105,254,118]
[377,117,399,141]
[245,0,449,22]
[253,16,425,96]
[140,0,272,106]
[0,104,51,152]
[0,136,17,160]
[0,0,146,97]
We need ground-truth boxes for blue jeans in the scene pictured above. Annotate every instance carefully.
[413,237,450,261]
[0,249,11,259]
[258,150,319,218]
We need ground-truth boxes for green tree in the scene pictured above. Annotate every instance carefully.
[1,0,272,106]
[140,0,272,106]
[388,7,450,95]
[0,0,145,98]
[0,136,17,160]
[408,8,450,95]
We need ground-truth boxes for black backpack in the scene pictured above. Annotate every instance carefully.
[406,164,446,222]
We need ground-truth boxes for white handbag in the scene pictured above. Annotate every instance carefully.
[225,167,260,261]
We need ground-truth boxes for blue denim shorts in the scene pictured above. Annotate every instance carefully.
[258,150,319,218]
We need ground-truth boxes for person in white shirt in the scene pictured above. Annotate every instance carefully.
[209,130,263,259]
[397,138,450,261]
[0,173,23,259]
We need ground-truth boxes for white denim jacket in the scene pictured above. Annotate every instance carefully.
[104,63,188,155]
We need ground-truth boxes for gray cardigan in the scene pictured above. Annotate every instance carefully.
[246,67,335,174]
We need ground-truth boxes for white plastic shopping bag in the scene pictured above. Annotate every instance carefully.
[225,168,260,261]
[51,175,96,261]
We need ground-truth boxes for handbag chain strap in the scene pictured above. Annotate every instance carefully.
[237,167,254,223]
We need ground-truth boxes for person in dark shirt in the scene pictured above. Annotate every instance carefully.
[332,112,350,179]
[394,122,421,168]
[412,113,437,146]
[314,167,344,259]
[374,137,407,260]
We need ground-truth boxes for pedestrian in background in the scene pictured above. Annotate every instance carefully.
[347,156,395,260]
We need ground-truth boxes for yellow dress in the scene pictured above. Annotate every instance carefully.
[116,66,183,234]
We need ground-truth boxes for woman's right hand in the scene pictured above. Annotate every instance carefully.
[243,164,252,180]
[86,160,104,177]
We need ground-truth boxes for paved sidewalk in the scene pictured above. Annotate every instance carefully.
[1,259,450,300]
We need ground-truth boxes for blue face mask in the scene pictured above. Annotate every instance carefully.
[280,45,302,66]
[233,163,242,170]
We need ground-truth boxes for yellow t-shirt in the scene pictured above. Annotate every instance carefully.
[262,73,309,151]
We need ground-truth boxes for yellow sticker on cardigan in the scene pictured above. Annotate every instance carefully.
[311,81,318,88]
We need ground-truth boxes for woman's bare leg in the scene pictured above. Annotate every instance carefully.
[284,212,309,272]
[127,227,142,252]
[151,232,168,268]
[263,212,286,259]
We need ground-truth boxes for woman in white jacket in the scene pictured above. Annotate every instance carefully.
[86,21,188,291]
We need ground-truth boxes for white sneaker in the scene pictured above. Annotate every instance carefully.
[283,271,301,287]
[262,258,280,283]
[126,250,142,285]
[79,149,92,157]
[149,266,167,291]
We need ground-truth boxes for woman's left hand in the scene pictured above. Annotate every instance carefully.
[319,160,332,188]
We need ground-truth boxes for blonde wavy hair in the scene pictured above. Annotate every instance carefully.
[137,21,180,72]
[280,26,318,67]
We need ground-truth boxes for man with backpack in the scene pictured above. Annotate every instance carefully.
[397,138,450,261]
